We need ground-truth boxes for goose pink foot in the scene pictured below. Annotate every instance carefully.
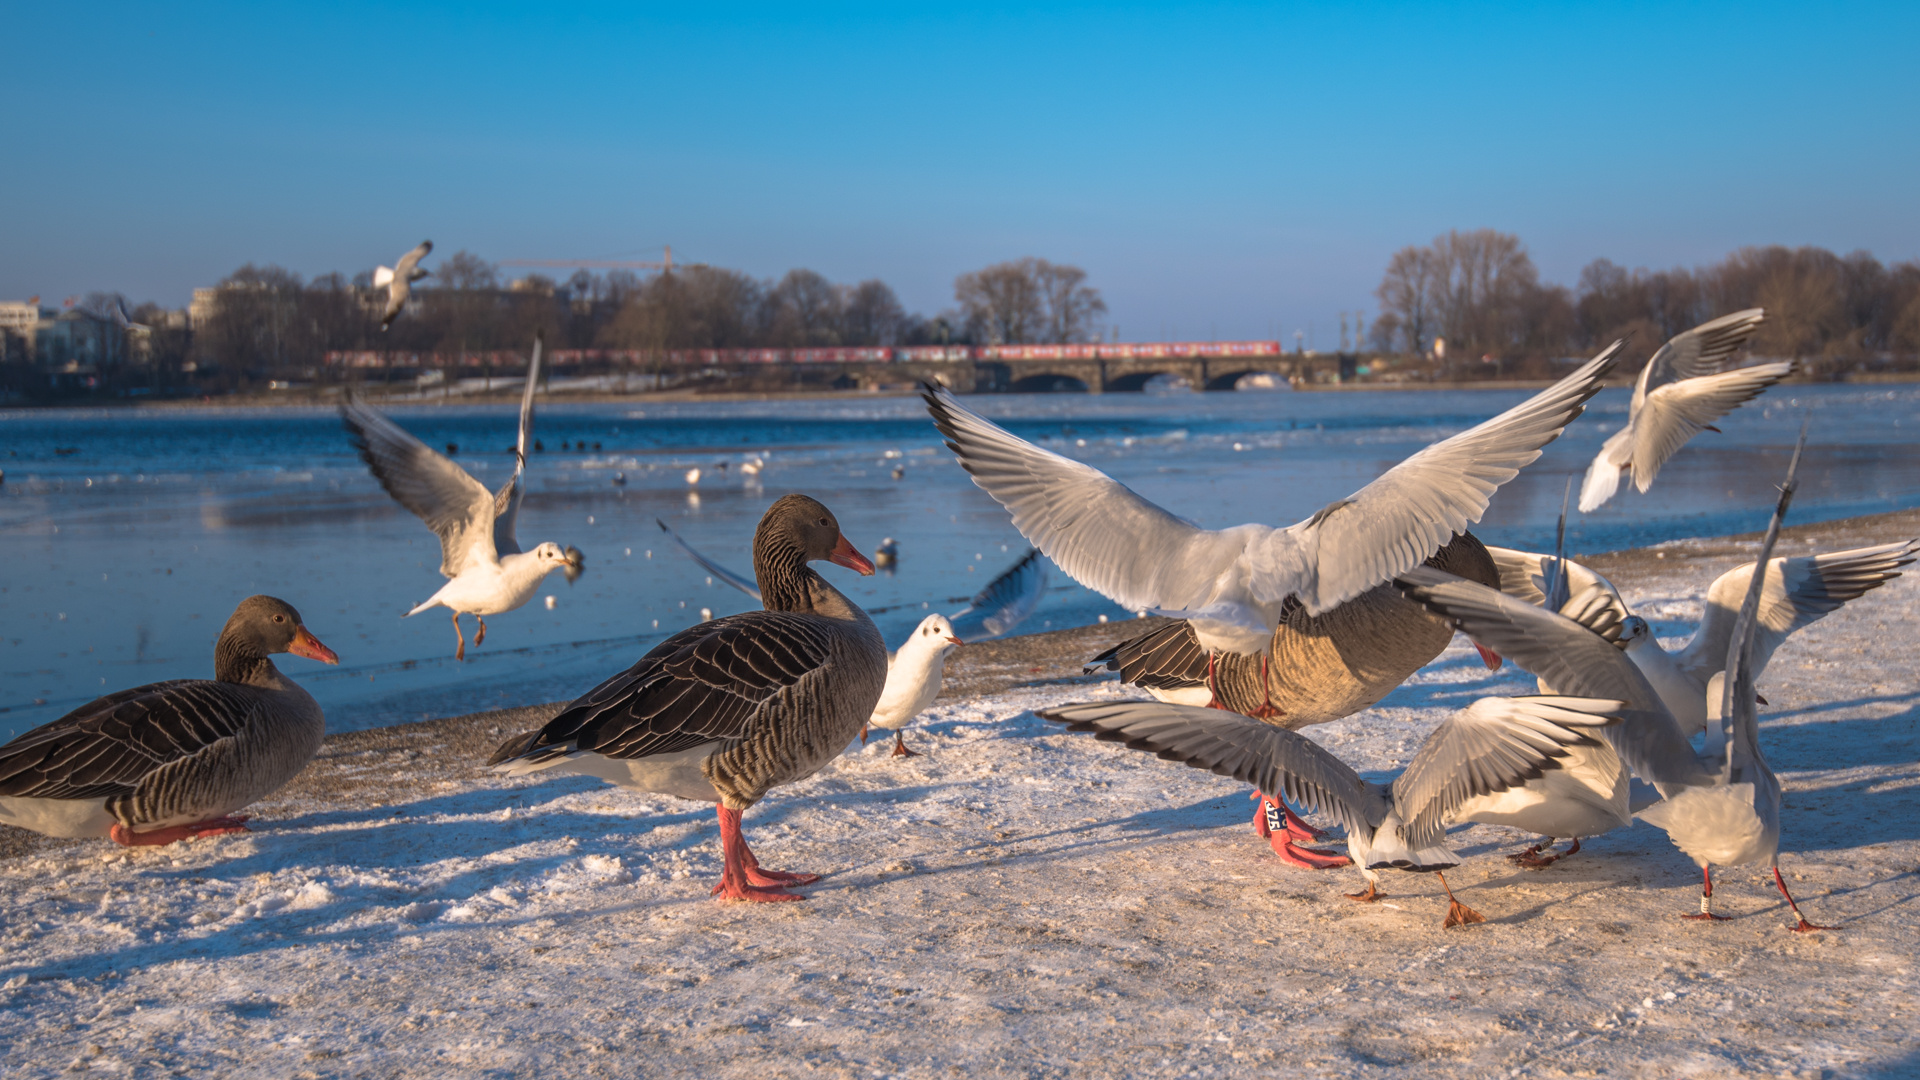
[1252,792,1350,869]
[711,806,813,902]
[110,815,251,847]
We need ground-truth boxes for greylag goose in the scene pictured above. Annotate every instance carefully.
[343,331,584,660]
[929,344,1620,868]
[658,520,1048,757]
[376,240,432,330]
[1040,694,1623,927]
[1401,434,1835,929]
[489,495,886,902]
[0,596,338,846]
[1579,309,1792,512]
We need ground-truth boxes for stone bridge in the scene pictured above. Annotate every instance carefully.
[659,355,1320,393]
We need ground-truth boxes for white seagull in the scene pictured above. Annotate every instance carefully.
[656,522,1049,756]
[1040,694,1624,928]
[375,240,433,331]
[1494,539,1916,740]
[1579,309,1792,512]
[1402,430,1837,929]
[343,332,584,660]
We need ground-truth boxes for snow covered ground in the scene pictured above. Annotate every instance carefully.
[3,515,1919,1078]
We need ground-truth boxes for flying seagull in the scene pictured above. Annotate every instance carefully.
[375,240,433,331]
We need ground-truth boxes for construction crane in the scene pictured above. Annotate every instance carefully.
[498,246,702,272]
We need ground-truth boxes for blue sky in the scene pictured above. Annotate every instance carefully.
[6,2,1916,342]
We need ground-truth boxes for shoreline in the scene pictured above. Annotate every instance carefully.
[6,502,1916,864]
[3,369,1898,412]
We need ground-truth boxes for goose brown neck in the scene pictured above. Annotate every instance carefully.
[754,537,819,614]
[215,635,275,684]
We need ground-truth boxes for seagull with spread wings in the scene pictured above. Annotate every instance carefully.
[375,240,433,331]
[1579,309,1793,512]
[927,344,1620,868]
[342,332,583,660]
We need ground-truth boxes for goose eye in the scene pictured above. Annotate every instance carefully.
[273,614,285,623]
[817,517,830,527]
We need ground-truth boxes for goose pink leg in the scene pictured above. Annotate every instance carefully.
[710,806,817,902]
[1252,792,1350,869]
[110,815,251,847]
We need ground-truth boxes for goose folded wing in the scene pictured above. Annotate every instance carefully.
[1391,696,1622,848]
[342,399,497,577]
[0,681,259,800]
[496,613,833,764]
[1037,700,1378,837]
[1395,566,1713,794]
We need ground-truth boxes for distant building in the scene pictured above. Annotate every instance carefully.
[1,299,44,361]
[189,287,222,329]
[36,308,125,375]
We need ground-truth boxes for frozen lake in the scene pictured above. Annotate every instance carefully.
[4,380,1919,739]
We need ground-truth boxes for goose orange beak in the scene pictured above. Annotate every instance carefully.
[289,625,340,665]
[829,535,875,575]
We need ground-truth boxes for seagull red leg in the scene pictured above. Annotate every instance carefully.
[111,815,251,847]
[1772,865,1834,933]
[474,615,487,648]
[1439,871,1485,928]
[452,612,466,662]
[709,806,808,901]
[1683,865,1731,921]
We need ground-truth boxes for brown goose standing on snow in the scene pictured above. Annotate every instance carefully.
[489,494,886,902]
[0,596,339,846]
[924,344,1618,869]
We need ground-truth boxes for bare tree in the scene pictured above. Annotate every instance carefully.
[1033,261,1106,343]
[955,259,1044,344]
[842,279,907,346]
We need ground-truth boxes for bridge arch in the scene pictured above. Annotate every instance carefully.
[1009,372,1090,393]
[1106,369,1185,392]
[1205,368,1293,391]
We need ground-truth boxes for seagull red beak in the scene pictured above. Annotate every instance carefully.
[288,625,340,665]
[828,535,875,575]
[1473,641,1503,671]
[945,637,964,646]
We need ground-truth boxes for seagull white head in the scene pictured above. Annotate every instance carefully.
[1617,614,1652,650]
[529,542,586,584]
[899,614,963,659]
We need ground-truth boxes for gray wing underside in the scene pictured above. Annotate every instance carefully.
[1483,545,1631,643]
[658,520,762,601]
[949,548,1048,642]
[1678,539,1920,686]
[1037,700,1384,838]
[492,333,545,558]
[341,398,497,578]
[1391,696,1623,847]
[1639,308,1767,394]
[925,343,1617,628]
[1628,362,1795,493]
[1395,566,1713,796]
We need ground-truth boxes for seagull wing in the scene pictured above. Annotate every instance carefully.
[1391,695,1622,848]
[1482,544,1630,640]
[1678,539,1919,686]
[491,333,544,557]
[657,520,761,602]
[393,240,432,279]
[1037,700,1382,837]
[1396,566,1713,796]
[925,344,1616,626]
[342,397,496,578]
[1640,308,1767,393]
[949,548,1048,641]
[1578,425,1633,512]
[1626,362,1795,494]
[1268,343,1619,614]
